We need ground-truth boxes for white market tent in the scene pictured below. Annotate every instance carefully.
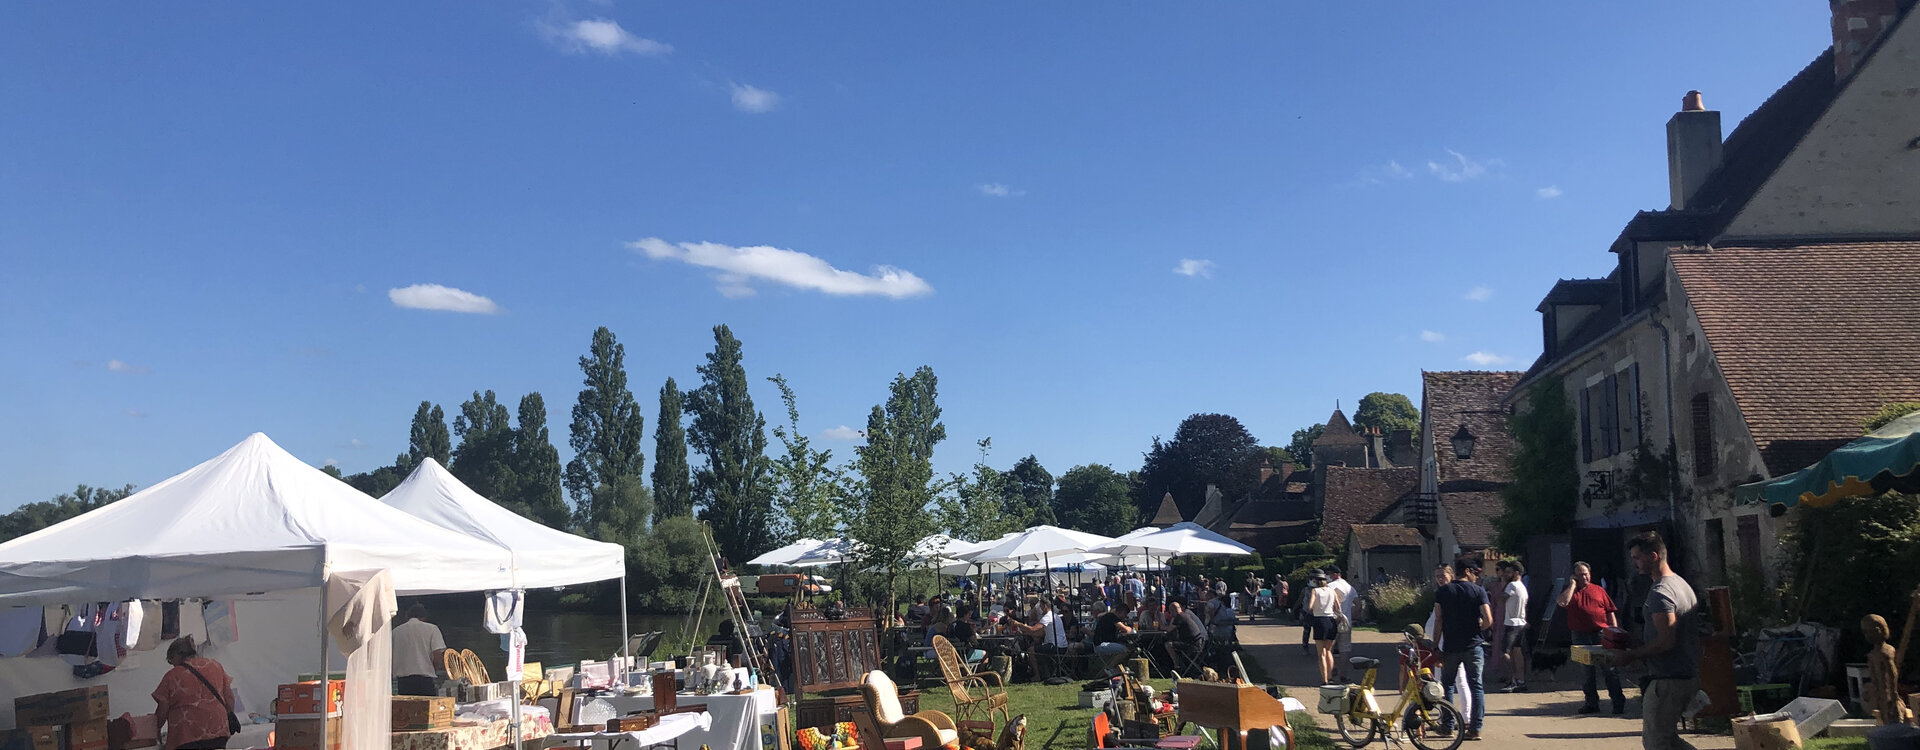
[381,458,624,589]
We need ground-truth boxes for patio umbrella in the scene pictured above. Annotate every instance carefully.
[968,525,1115,592]
[791,537,862,567]
[1095,521,1256,558]
[1087,527,1171,570]
[748,537,827,566]
[1737,410,1920,508]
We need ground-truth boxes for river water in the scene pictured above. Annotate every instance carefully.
[435,607,725,679]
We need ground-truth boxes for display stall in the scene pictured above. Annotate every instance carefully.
[582,689,776,750]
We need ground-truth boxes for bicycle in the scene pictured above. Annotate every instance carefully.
[1322,629,1466,750]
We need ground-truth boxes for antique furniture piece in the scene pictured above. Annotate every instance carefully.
[860,671,958,750]
[1172,680,1293,750]
[929,636,1009,730]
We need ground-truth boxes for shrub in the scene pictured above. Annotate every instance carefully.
[1363,576,1432,631]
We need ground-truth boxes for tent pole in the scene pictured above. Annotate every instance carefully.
[317,583,329,750]
[620,574,631,679]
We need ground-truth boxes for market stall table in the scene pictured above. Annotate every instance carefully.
[392,714,556,750]
[583,689,777,750]
[545,712,712,750]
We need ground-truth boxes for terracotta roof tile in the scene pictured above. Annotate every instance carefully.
[1318,466,1419,546]
[1422,371,1524,485]
[1314,409,1367,446]
[1441,491,1504,550]
[1672,241,1920,476]
[1349,524,1425,550]
[1150,492,1185,526]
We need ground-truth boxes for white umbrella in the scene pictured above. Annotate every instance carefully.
[792,537,863,568]
[969,525,1116,563]
[748,537,827,567]
[1092,521,1254,557]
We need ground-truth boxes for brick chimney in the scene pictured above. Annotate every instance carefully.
[1832,0,1902,79]
[1258,457,1275,485]
[1667,90,1723,210]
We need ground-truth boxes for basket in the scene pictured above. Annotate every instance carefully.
[1317,685,1349,714]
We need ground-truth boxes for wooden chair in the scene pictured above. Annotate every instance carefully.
[461,649,491,683]
[929,636,1010,730]
[861,670,960,750]
[1092,711,1194,749]
[442,650,471,684]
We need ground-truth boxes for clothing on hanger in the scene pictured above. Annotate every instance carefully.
[204,601,239,646]
[0,607,44,656]
[177,600,209,645]
[161,601,180,640]
[483,590,523,635]
[132,601,163,651]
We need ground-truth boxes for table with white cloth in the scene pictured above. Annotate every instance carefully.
[584,689,778,750]
[545,712,712,750]
[390,714,556,750]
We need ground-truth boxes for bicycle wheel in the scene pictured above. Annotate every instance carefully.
[1334,713,1381,748]
[1403,699,1465,750]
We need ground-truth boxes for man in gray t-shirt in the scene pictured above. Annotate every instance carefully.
[1617,532,1699,750]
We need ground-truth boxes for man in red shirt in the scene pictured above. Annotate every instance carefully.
[1555,561,1625,714]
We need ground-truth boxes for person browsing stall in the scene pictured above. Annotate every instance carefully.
[393,604,450,697]
[1613,532,1701,750]
[152,637,236,750]
[1556,561,1624,714]
[1430,561,1493,741]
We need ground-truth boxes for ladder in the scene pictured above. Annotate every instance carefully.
[703,527,780,687]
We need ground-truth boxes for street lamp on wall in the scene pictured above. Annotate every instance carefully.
[1451,425,1477,460]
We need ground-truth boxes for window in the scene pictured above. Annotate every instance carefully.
[1693,393,1715,476]
[1737,516,1762,574]
[1704,518,1727,582]
[1622,363,1642,450]
[1581,371,1629,461]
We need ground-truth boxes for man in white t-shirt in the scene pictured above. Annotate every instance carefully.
[1012,598,1068,680]
[1325,566,1356,679]
[1496,560,1531,692]
[393,604,449,696]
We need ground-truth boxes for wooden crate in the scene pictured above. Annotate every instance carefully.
[16,687,111,728]
[391,696,455,731]
[276,717,344,750]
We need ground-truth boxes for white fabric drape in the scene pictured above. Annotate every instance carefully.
[327,571,396,750]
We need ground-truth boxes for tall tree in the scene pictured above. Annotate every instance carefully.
[1494,377,1580,551]
[1133,413,1262,521]
[1288,423,1326,468]
[565,327,651,543]
[1004,455,1056,526]
[1354,392,1421,434]
[452,390,520,507]
[1052,464,1135,536]
[848,366,944,611]
[513,393,570,529]
[0,484,136,543]
[687,325,774,564]
[403,401,452,473]
[937,438,1017,541]
[767,374,840,541]
[652,378,693,523]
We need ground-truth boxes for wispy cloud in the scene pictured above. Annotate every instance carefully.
[1537,185,1563,199]
[1172,259,1215,278]
[977,183,1025,198]
[1355,160,1417,186]
[1419,330,1446,343]
[730,83,779,113]
[629,237,934,299]
[324,458,340,468]
[542,18,672,56]
[820,425,866,441]
[1465,285,1493,302]
[124,409,148,419]
[1428,149,1494,182]
[389,284,502,314]
[342,438,367,450]
[1463,351,1512,366]
[107,360,152,375]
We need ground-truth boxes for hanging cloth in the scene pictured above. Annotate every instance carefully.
[0,607,43,656]
[204,601,239,647]
[483,591,523,635]
[160,600,180,640]
[132,601,163,651]
[327,570,397,750]
[177,600,208,644]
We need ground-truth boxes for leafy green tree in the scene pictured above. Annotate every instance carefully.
[1288,424,1326,468]
[320,464,344,479]
[1495,377,1580,551]
[1133,413,1263,522]
[452,390,520,506]
[565,327,651,543]
[343,465,406,497]
[937,438,1017,541]
[767,374,840,541]
[402,401,452,474]
[629,515,718,612]
[1051,464,1135,536]
[688,325,774,565]
[1004,455,1056,526]
[1354,392,1421,434]
[1865,402,1920,432]
[848,366,944,610]
[513,393,570,529]
[0,484,136,543]
[1261,446,1296,468]
[652,378,693,523]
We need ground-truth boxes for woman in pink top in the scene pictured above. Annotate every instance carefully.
[151,637,235,750]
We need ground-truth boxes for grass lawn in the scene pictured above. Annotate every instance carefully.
[911,675,1336,750]
[1804,739,1867,750]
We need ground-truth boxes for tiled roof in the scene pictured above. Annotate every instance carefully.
[1314,409,1366,446]
[1422,371,1525,485]
[1536,278,1614,311]
[1220,520,1317,552]
[1318,466,1419,546]
[1150,492,1185,526]
[1671,241,1920,476]
[1349,524,1424,550]
[1441,491,1504,550]
[1686,48,1841,238]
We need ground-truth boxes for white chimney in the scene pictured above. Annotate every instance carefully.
[1666,90,1723,210]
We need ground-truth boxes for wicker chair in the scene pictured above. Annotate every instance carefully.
[461,649,491,683]
[930,636,1010,730]
[861,670,960,750]
[442,649,471,684]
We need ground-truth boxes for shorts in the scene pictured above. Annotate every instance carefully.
[1311,615,1338,641]
[1501,624,1529,652]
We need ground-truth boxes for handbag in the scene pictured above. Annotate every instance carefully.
[182,662,242,735]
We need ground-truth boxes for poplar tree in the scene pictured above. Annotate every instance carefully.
[402,401,451,474]
[565,327,651,542]
[768,374,840,541]
[452,390,519,505]
[848,366,944,611]
[514,393,569,529]
[687,325,774,564]
[652,378,693,522]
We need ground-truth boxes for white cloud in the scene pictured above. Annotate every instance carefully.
[1419,330,1446,343]
[820,425,866,441]
[343,438,367,450]
[324,458,339,468]
[124,409,148,419]
[977,183,1025,198]
[629,237,934,299]
[1537,185,1563,199]
[730,83,779,113]
[1428,149,1492,182]
[107,359,151,375]
[1172,259,1215,278]
[544,18,672,56]
[1465,285,1493,302]
[388,284,502,314]
[1463,351,1512,366]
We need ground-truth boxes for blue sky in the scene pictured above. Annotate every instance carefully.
[0,2,1836,509]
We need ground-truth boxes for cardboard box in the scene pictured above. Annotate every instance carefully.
[68,721,108,750]
[25,727,62,750]
[16,687,112,728]
[276,682,343,717]
[1570,645,1613,666]
[1732,715,1801,750]
[759,706,791,750]
[274,717,343,750]
[391,697,455,731]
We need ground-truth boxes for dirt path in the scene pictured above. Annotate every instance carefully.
[1235,619,1733,749]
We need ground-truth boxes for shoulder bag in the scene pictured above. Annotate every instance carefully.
[181,662,243,735]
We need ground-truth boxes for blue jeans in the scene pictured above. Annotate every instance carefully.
[1095,642,1127,657]
[1439,644,1485,732]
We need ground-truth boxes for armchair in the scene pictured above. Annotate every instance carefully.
[861,670,960,750]
[930,636,1011,729]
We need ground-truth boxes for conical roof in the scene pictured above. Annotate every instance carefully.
[1150,492,1185,526]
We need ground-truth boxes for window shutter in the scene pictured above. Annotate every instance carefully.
[1627,363,1642,449]
[1580,386,1593,463]
[1692,393,1715,477]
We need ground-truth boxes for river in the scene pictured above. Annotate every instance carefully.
[435,607,726,680]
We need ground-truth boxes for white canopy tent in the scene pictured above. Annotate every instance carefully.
[382,458,624,589]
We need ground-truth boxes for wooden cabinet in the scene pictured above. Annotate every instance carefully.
[788,607,883,695]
